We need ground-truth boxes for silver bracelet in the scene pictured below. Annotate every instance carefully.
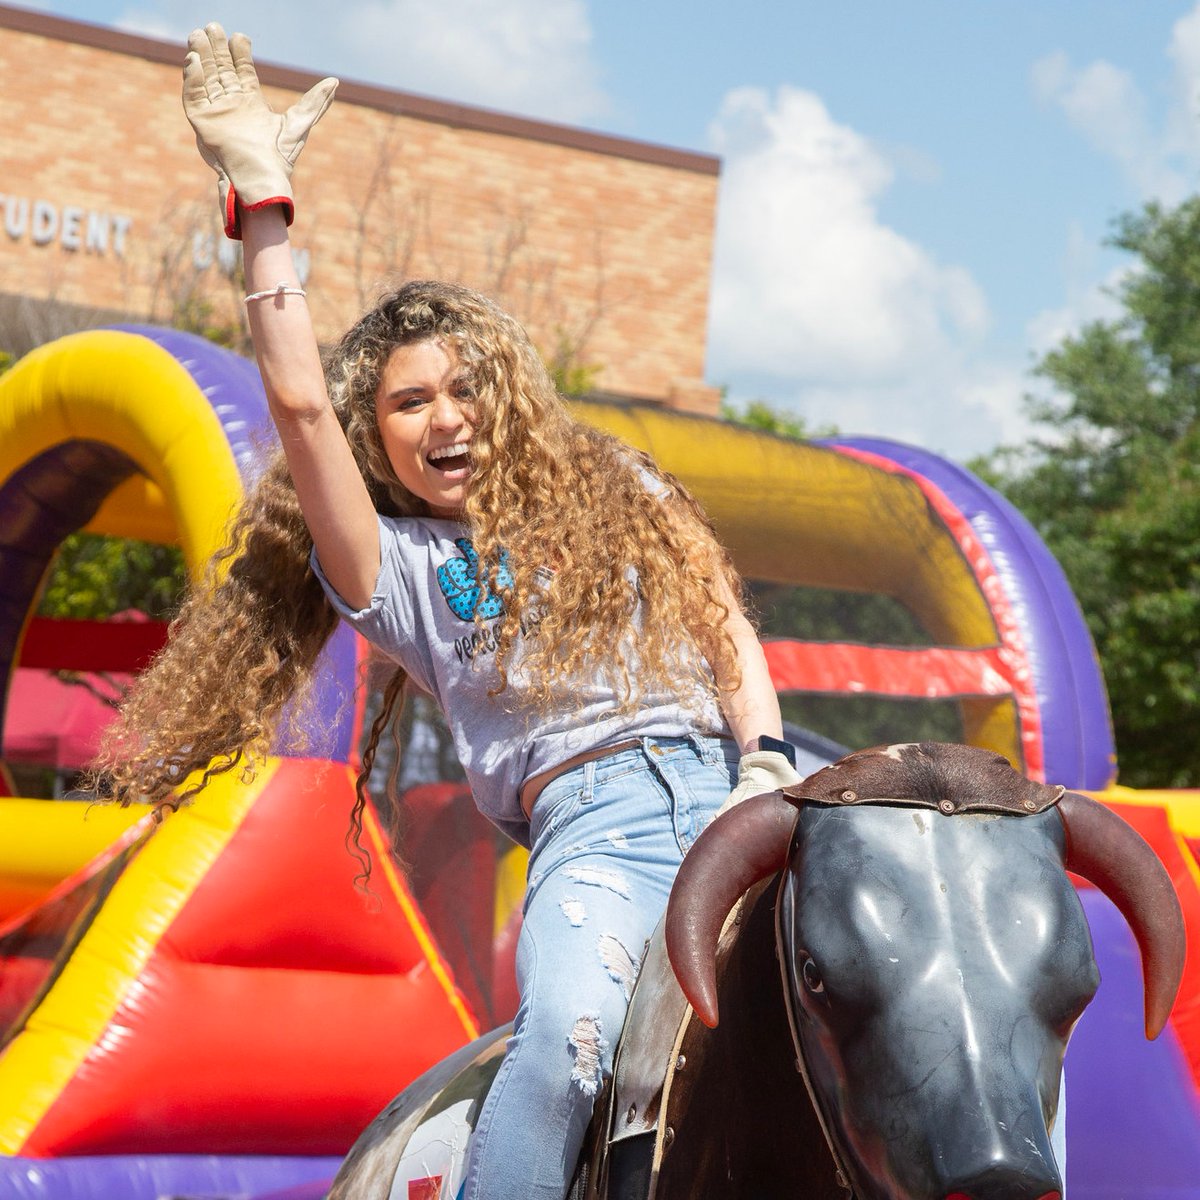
[244,282,307,304]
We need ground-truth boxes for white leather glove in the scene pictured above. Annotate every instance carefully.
[719,750,802,814]
[182,23,338,239]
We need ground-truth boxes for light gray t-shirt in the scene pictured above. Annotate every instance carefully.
[312,515,726,846]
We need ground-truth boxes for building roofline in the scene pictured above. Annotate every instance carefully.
[0,2,721,176]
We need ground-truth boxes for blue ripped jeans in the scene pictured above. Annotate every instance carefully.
[461,734,738,1200]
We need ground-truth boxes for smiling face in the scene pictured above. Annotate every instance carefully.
[375,338,477,518]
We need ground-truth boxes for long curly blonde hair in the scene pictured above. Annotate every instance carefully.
[97,281,743,857]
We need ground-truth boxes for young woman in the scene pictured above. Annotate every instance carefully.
[102,24,801,1198]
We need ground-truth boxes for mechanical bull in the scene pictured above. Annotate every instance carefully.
[329,742,1185,1200]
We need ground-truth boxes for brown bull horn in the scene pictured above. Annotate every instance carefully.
[1058,791,1186,1039]
[665,791,800,1028]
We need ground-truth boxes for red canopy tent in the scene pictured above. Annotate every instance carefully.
[2,668,128,770]
[2,614,168,774]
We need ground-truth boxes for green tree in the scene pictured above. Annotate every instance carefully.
[38,533,185,621]
[720,396,832,440]
[546,330,602,397]
[975,196,1200,787]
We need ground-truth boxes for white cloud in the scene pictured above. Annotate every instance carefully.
[339,0,606,122]
[1017,220,1128,357]
[1018,243,1132,446]
[1031,51,1184,201]
[706,85,1005,459]
[115,0,609,125]
[115,8,174,38]
[720,356,1033,463]
[1162,5,1200,178]
[1017,8,1200,453]
[1026,268,1128,362]
[708,86,988,384]
[1032,3,1200,204]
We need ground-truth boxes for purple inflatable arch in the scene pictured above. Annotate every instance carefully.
[823,437,1116,791]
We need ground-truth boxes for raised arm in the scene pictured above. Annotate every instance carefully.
[183,23,381,609]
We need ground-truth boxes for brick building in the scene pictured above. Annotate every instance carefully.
[0,4,721,412]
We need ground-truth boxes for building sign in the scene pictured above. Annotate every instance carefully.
[2,195,132,257]
[0,192,311,282]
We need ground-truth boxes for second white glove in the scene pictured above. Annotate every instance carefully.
[720,749,802,814]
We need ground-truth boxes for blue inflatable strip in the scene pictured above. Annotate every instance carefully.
[821,437,1115,790]
[277,621,359,766]
[0,1154,341,1200]
[251,1178,336,1200]
[108,327,359,767]
[109,326,275,484]
[1067,891,1200,1197]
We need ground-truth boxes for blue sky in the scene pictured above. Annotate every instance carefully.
[23,0,1200,459]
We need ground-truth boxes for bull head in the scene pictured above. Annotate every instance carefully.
[665,742,1185,1200]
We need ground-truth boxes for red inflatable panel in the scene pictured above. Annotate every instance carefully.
[14,758,477,1158]
[1087,799,1200,1091]
[29,956,468,1155]
[164,766,433,974]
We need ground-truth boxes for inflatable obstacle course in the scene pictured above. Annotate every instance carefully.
[0,327,1196,1198]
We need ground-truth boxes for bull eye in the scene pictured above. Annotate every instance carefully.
[800,955,825,995]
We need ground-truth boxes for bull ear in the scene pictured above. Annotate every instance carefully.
[665,791,800,1028]
[1058,791,1186,1039]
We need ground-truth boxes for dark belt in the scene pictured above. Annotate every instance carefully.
[519,738,644,820]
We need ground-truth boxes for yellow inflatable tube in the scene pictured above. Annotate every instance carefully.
[0,801,148,924]
[0,329,241,576]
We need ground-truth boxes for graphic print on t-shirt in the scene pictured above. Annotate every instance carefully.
[436,537,513,621]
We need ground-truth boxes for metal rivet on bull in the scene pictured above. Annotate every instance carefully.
[663,1127,675,1150]
[939,799,955,813]
[675,1054,686,1071]
[1023,799,1037,811]
[841,790,857,801]
[627,1103,637,1122]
